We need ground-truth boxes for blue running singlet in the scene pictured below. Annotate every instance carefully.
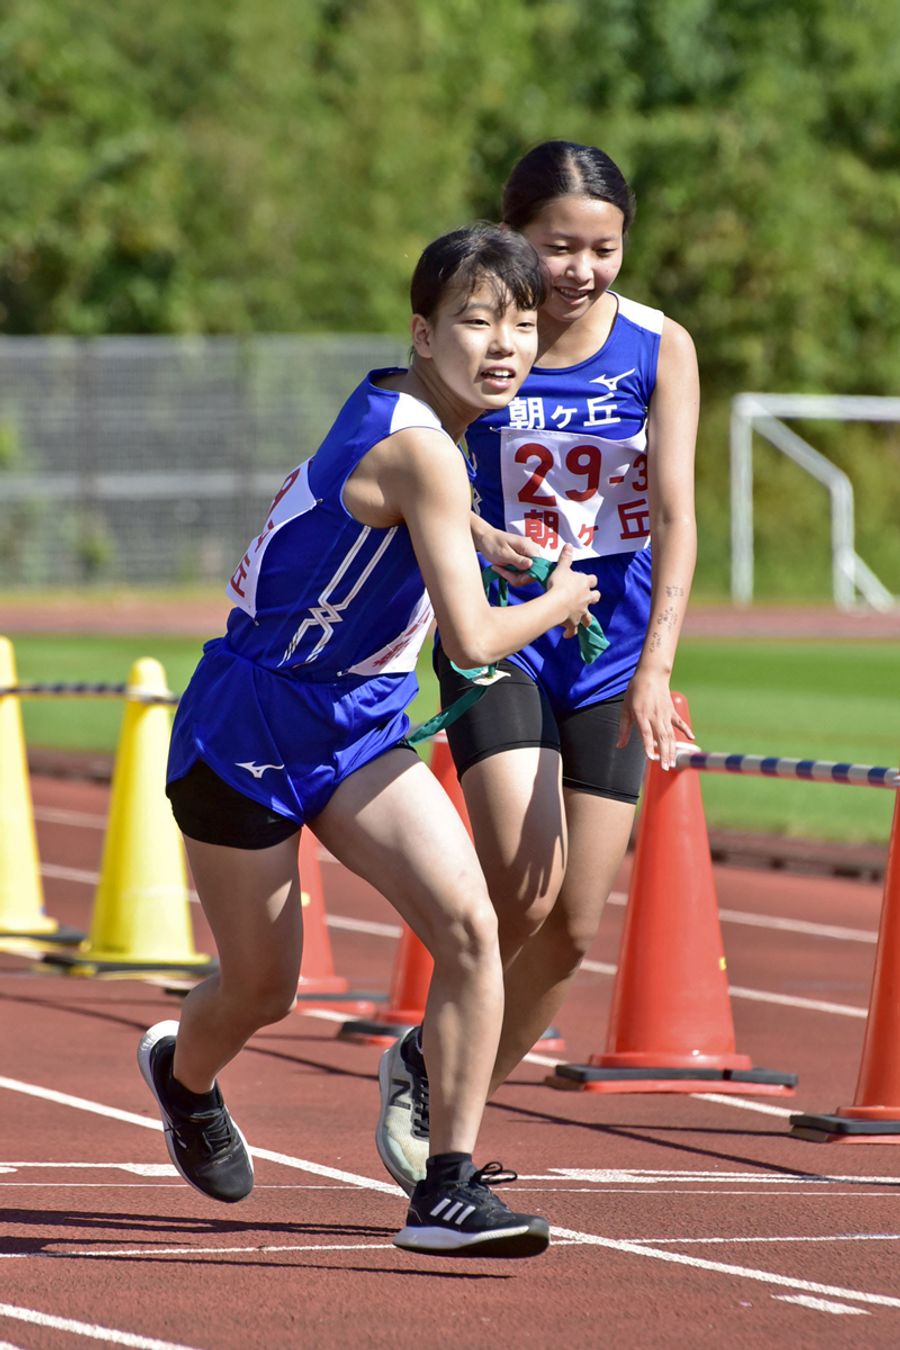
[463,292,663,710]
[167,370,456,824]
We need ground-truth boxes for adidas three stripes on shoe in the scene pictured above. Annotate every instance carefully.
[393,1161,550,1258]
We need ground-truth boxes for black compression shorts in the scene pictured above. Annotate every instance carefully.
[167,759,301,850]
[435,648,646,804]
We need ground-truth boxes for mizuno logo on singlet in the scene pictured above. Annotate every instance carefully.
[236,761,285,778]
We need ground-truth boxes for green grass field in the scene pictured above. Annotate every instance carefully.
[6,632,899,846]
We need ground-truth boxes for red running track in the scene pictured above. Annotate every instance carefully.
[2,774,900,1349]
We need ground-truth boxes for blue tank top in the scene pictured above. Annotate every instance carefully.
[167,371,459,821]
[225,370,449,679]
[463,293,664,706]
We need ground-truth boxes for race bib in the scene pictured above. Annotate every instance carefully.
[499,427,650,560]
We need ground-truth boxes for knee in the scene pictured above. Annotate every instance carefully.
[432,892,499,971]
[547,900,604,967]
[221,966,299,1029]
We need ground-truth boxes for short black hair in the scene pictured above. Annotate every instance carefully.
[502,140,636,234]
[410,222,546,319]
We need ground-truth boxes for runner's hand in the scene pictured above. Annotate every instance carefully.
[471,518,539,586]
[547,545,599,636]
[617,670,694,771]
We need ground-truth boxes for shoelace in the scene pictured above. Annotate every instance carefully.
[173,1105,234,1157]
[409,1066,430,1139]
[471,1161,518,1188]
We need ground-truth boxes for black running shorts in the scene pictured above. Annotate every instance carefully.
[435,648,646,804]
[167,759,301,850]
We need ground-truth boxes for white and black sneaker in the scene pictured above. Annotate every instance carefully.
[393,1161,550,1258]
[137,1020,254,1204]
[376,1028,429,1195]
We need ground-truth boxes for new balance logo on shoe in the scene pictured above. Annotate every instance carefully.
[390,1077,411,1109]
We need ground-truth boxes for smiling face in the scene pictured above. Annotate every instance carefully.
[411,275,539,415]
[522,194,625,327]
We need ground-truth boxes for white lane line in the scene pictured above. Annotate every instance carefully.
[774,1294,868,1316]
[0,1077,400,1195]
[34,807,106,829]
[539,1168,900,1186]
[689,1093,797,1117]
[39,863,100,887]
[630,1233,900,1245]
[326,915,402,939]
[549,1227,900,1310]
[38,852,878,948]
[3,1075,898,1313]
[605,892,878,945]
[726,986,867,1018]
[0,1302,200,1350]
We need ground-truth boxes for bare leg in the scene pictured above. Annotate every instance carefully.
[173,832,303,1093]
[312,749,502,1157]
[489,789,634,1091]
[457,749,634,1093]
[460,746,567,966]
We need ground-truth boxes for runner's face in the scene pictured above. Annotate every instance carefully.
[522,194,625,326]
[414,277,539,411]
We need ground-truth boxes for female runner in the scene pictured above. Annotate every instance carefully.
[377,141,699,1194]
[138,222,597,1258]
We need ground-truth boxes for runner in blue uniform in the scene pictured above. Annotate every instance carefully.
[377,143,699,1193]
[137,222,598,1259]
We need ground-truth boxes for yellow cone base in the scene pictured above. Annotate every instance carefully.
[43,948,217,980]
[1,922,85,957]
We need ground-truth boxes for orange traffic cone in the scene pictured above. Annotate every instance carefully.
[549,692,795,1095]
[295,828,377,1014]
[339,921,434,1046]
[791,792,900,1141]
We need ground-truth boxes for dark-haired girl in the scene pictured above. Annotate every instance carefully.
[378,142,699,1192]
[137,223,597,1258]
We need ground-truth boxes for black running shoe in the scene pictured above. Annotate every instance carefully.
[393,1161,550,1258]
[137,1020,254,1204]
[376,1028,430,1195]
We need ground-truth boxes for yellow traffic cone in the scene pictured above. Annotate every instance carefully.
[47,657,216,978]
[0,636,83,954]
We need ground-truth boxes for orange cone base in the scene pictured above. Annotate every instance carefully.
[532,1025,566,1054]
[547,1063,797,1095]
[790,1111,900,1143]
[295,985,383,1017]
[593,1051,754,1071]
[41,950,218,979]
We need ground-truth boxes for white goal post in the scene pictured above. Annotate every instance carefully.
[730,392,900,611]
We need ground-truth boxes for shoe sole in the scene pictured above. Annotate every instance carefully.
[393,1220,550,1259]
[375,1044,424,1197]
[137,1020,254,1204]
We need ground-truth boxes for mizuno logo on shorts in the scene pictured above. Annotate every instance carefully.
[235,761,285,779]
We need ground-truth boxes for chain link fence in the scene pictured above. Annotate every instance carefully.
[0,335,408,588]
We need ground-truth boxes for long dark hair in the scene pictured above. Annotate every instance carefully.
[410,222,546,318]
[502,140,635,234]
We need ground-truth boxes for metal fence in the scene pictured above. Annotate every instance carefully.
[0,335,408,587]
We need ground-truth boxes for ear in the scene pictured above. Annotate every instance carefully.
[410,314,433,360]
